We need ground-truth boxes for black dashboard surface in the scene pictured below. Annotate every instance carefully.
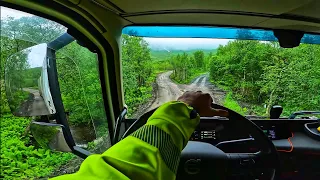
[189,118,320,179]
[189,118,320,153]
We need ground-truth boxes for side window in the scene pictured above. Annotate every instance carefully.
[1,6,109,179]
[55,42,110,152]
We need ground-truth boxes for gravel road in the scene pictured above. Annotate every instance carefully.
[146,71,225,112]
[18,88,50,116]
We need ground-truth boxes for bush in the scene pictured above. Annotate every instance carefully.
[223,92,247,115]
[0,114,74,179]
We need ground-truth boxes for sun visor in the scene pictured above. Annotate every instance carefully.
[123,26,320,46]
[273,30,304,48]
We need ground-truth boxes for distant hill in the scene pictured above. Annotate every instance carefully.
[150,49,217,61]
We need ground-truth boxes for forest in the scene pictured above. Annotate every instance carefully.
[1,10,320,180]
[1,16,75,179]
[210,40,320,116]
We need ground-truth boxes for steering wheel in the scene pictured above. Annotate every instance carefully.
[122,104,279,180]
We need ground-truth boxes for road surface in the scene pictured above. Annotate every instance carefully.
[146,71,225,112]
[21,88,50,116]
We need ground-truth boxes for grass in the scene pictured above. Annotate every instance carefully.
[223,92,247,115]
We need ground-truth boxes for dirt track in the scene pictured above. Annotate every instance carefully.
[146,71,225,112]
[16,88,50,116]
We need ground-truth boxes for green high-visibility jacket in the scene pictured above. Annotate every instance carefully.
[52,101,200,180]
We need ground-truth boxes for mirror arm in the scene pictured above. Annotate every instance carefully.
[73,146,91,159]
[47,47,76,150]
[48,32,75,51]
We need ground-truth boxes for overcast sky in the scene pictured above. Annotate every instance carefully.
[144,38,230,50]
[1,7,33,20]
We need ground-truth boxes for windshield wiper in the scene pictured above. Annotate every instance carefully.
[288,111,320,119]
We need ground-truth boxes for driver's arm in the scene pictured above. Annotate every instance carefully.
[52,92,227,180]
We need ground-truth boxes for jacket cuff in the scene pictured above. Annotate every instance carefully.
[146,101,200,150]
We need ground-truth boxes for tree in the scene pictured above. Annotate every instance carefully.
[193,50,204,69]
[121,34,153,112]
[210,39,320,116]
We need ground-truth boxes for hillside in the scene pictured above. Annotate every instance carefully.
[150,49,217,61]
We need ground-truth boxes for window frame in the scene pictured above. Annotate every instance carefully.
[1,1,119,157]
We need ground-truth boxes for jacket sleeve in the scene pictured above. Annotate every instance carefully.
[51,101,200,180]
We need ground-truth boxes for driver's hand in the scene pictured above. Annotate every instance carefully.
[178,91,228,117]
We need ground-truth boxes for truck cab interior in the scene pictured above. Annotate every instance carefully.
[2,0,320,179]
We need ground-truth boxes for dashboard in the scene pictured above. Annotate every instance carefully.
[188,118,320,179]
[189,118,319,153]
[190,118,292,145]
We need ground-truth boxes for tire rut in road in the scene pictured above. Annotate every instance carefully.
[134,71,226,118]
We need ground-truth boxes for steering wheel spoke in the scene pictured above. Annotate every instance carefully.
[227,152,277,179]
[227,152,276,169]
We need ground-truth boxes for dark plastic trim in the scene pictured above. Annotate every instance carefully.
[304,122,320,141]
[112,107,127,144]
[73,146,92,159]
[47,47,76,148]
[289,111,320,119]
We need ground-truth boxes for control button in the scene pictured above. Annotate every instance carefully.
[240,158,255,166]
[239,154,255,166]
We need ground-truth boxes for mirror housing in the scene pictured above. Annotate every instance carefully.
[5,43,56,116]
[30,121,72,152]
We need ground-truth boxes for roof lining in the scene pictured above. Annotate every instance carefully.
[121,9,274,17]
[122,10,320,25]
[90,0,134,24]
[94,0,125,13]
[98,0,320,26]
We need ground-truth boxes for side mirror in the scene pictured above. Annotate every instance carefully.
[30,121,71,152]
[5,43,56,116]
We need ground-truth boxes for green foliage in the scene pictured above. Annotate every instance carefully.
[122,35,155,114]
[0,114,74,179]
[23,67,41,87]
[1,13,103,179]
[150,49,215,61]
[169,50,214,83]
[7,90,30,113]
[223,92,247,115]
[193,50,205,69]
[31,125,59,149]
[210,40,320,116]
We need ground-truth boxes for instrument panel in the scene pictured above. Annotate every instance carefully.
[190,118,293,146]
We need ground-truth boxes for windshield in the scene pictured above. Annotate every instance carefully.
[122,26,320,119]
